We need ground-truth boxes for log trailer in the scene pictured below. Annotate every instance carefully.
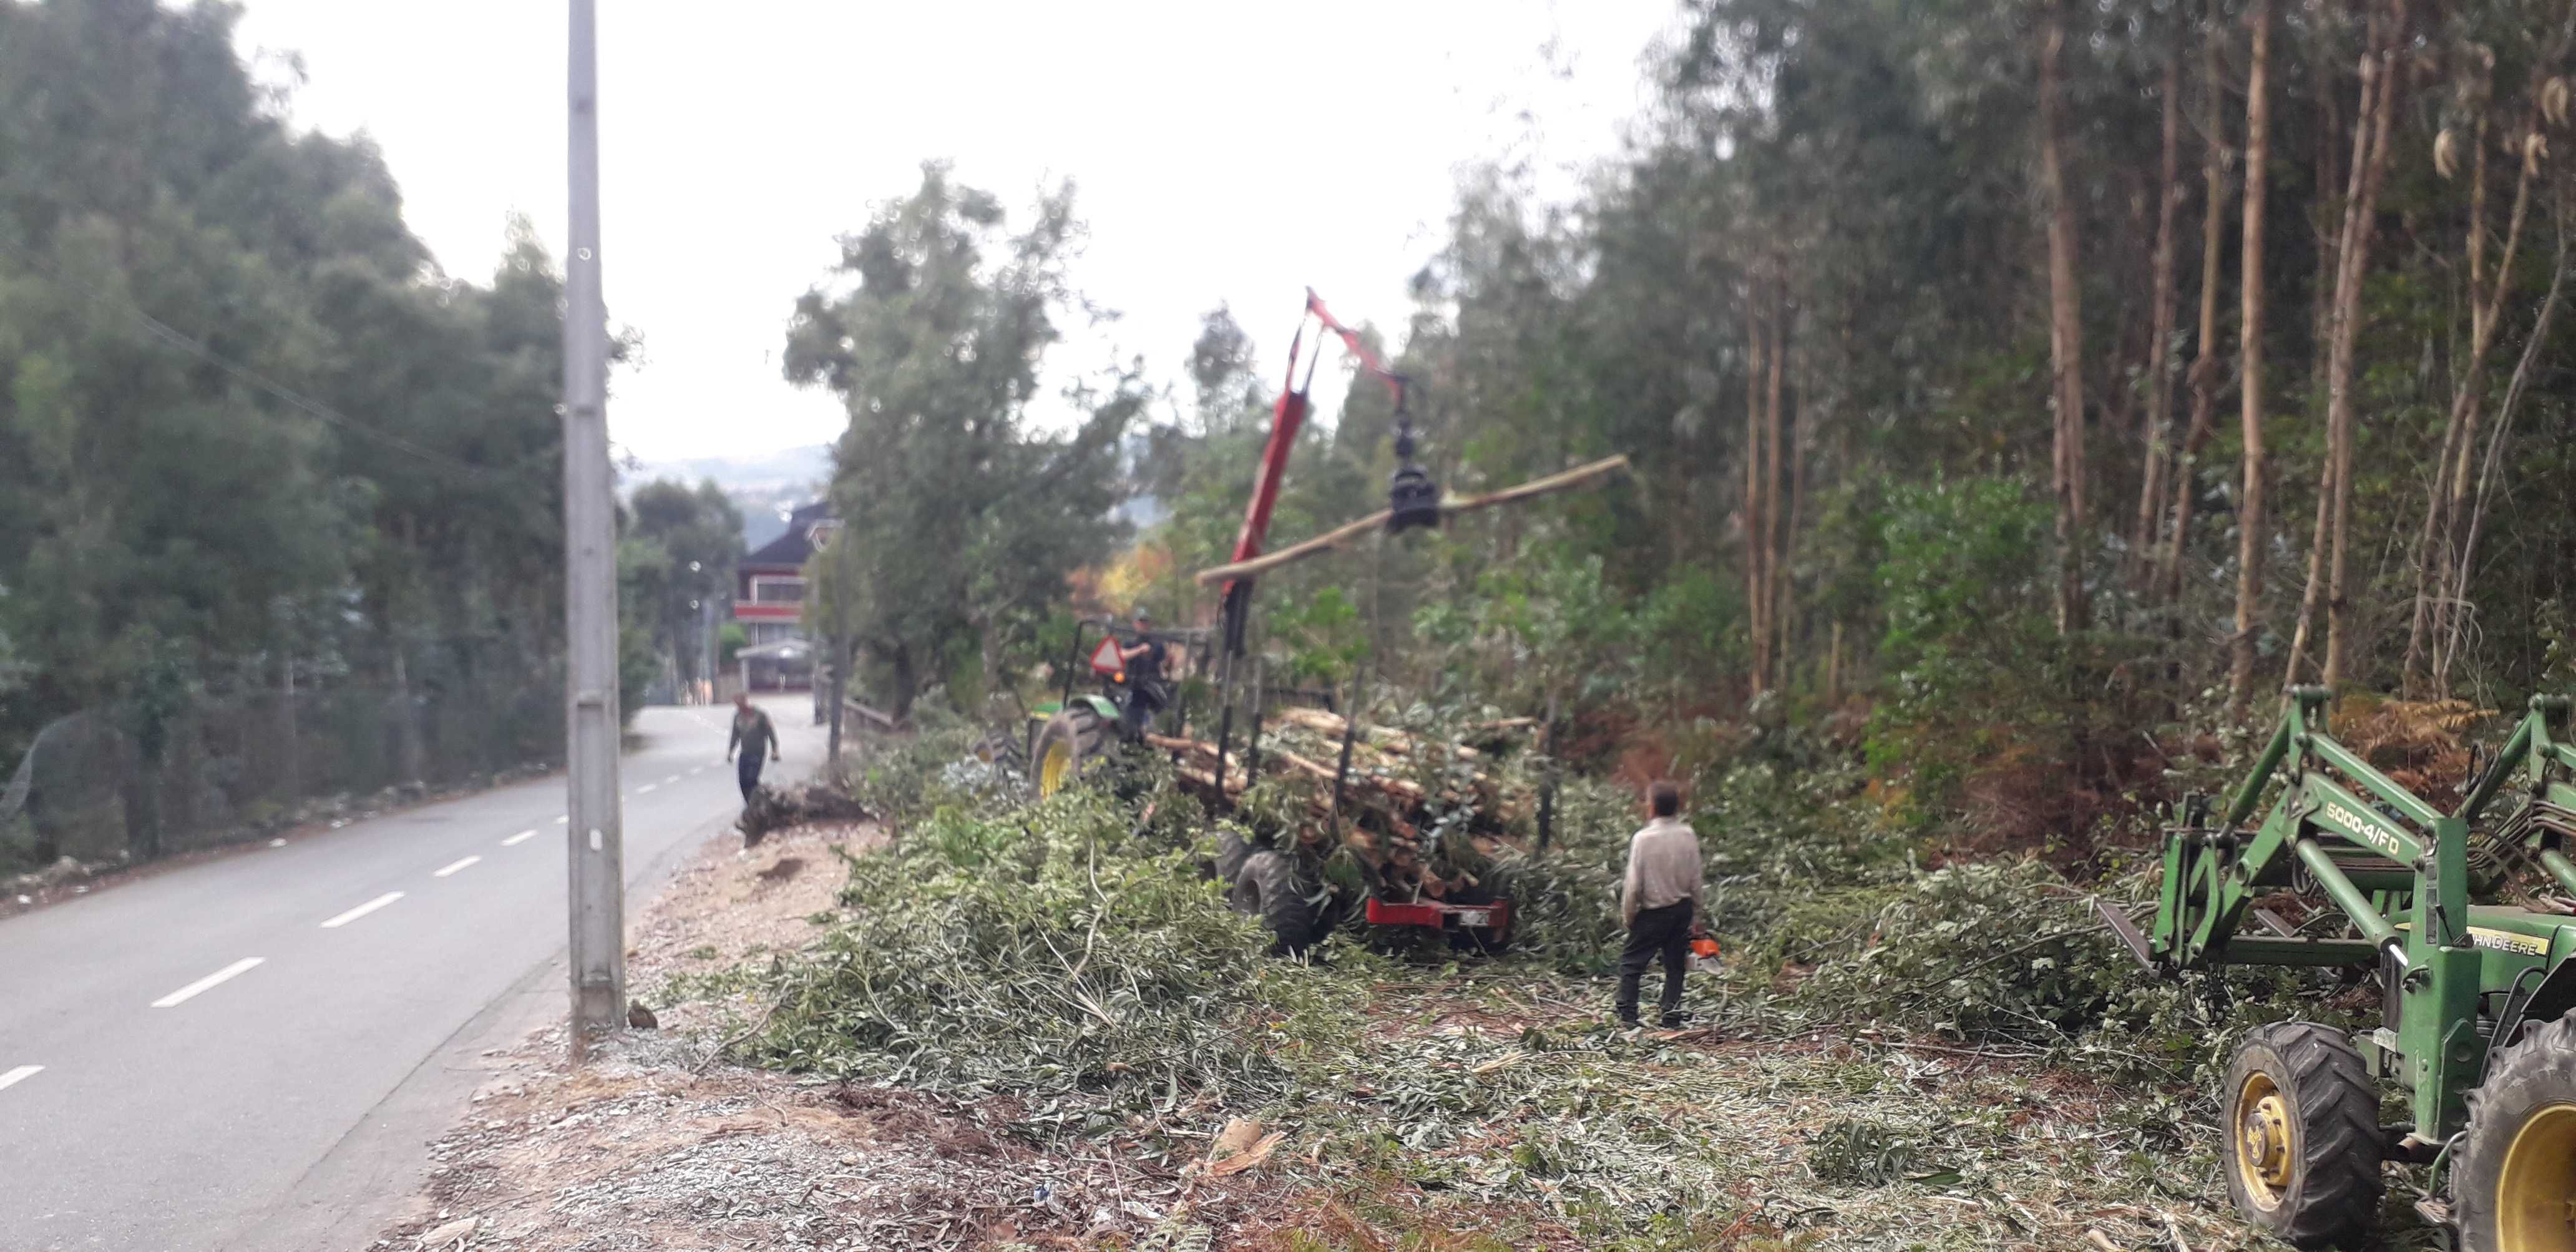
[2109,687,2576,1250]
[1027,290,1512,955]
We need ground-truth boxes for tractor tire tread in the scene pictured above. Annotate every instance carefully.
[2454,1007,2576,1252]
[1033,705,1114,798]
[1212,828,1254,883]
[1229,849,1320,956]
[2225,1022,2384,1250]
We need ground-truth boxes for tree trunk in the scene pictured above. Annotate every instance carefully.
[887,644,919,723]
[2039,0,2090,635]
[281,647,301,809]
[391,644,426,784]
[2403,117,2489,694]
[827,633,848,763]
[1765,267,1789,689]
[2288,14,2401,687]
[2228,0,2275,722]
[2437,215,2567,691]
[2133,46,2185,600]
[1781,315,1809,692]
[2419,116,2542,693]
[1825,619,1844,707]
[2320,11,2405,690]
[2162,20,2232,613]
[2285,438,2335,684]
[1744,269,1770,698]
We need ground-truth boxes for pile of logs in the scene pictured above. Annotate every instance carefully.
[1146,709,1538,843]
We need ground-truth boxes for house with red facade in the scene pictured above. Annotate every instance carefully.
[732,501,835,690]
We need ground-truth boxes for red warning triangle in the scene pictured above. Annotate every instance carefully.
[1089,636,1126,677]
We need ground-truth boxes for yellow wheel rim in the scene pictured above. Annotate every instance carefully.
[2233,1072,2296,1210]
[1040,741,1072,797]
[2497,1102,2576,1252]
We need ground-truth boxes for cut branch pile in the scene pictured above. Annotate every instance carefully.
[739,781,873,846]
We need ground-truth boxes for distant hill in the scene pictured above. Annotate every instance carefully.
[623,445,832,552]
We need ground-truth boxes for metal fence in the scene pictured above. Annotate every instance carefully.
[1,677,562,873]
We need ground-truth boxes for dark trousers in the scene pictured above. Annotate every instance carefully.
[1120,681,1167,738]
[1617,900,1692,1023]
[736,753,765,801]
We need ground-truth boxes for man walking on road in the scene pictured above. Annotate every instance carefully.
[726,693,781,802]
[1617,780,1702,1029]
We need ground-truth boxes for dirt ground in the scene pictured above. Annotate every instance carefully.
[365,816,1305,1252]
[365,815,2286,1252]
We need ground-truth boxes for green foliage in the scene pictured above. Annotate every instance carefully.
[783,165,1137,718]
[1272,586,1369,691]
[1414,542,1640,718]
[624,478,742,688]
[1637,567,1745,716]
[743,781,1372,1125]
[1790,861,2151,1039]
[1867,476,2061,819]
[1806,1117,1945,1187]
[0,2,577,766]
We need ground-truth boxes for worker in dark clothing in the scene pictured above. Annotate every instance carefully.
[1617,780,1702,1028]
[1116,606,1170,738]
[726,693,781,802]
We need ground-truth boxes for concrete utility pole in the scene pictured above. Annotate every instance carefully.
[562,0,625,1045]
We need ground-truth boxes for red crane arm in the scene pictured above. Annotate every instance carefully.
[1225,290,1402,577]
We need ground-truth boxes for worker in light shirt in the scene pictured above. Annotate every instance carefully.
[1616,780,1703,1029]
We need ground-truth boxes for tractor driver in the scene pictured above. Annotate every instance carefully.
[1117,606,1170,737]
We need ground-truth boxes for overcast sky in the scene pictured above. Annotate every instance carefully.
[230,1,1677,463]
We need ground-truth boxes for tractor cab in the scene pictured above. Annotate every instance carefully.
[1027,617,1208,798]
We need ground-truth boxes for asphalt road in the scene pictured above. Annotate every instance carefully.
[0,697,826,1252]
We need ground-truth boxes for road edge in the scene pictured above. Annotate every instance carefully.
[240,796,755,1252]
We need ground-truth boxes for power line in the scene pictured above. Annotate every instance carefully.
[0,238,514,483]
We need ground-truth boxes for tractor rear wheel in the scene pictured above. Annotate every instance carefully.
[1212,828,1255,883]
[1032,705,1113,799]
[2456,1007,2576,1252]
[1228,849,1320,956]
[2218,1023,2384,1249]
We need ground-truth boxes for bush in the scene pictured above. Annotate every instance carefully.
[1789,860,2144,1039]
[1866,476,2064,826]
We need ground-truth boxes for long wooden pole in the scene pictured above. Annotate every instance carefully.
[1191,456,1631,585]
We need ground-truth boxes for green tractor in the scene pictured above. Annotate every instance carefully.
[2110,688,2576,1250]
[1024,617,1206,800]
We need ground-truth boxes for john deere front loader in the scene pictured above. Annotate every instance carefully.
[2110,688,2576,1250]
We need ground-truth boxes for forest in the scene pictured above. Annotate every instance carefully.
[8,0,2568,872]
[808,0,2575,844]
[0,0,738,869]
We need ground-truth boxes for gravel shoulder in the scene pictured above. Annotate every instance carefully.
[366,813,1300,1252]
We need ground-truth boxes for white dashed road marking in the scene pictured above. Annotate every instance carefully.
[502,829,539,846]
[554,814,568,824]
[637,784,658,795]
[0,1065,42,1093]
[320,893,404,929]
[662,774,681,785]
[151,958,263,1009]
[432,856,481,878]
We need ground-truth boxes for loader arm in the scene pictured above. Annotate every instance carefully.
[2142,687,2576,1143]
